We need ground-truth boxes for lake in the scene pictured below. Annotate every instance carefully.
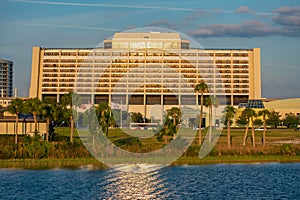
[0,163,300,199]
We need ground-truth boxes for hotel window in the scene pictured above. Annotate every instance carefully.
[215,53,231,57]
[181,42,189,49]
[233,60,248,64]
[232,53,248,57]
[147,42,163,49]
[61,52,77,56]
[104,42,112,49]
[246,100,265,108]
[44,52,59,56]
[78,52,89,56]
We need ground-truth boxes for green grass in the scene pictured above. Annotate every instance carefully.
[174,155,300,166]
[0,158,106,170]
[1,127,300,169]
[54,126,300,153]
[1,155,300,170]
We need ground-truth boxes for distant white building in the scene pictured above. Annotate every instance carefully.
[0,59,13,98]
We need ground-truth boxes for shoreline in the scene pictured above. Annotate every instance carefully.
[1,155,300,170]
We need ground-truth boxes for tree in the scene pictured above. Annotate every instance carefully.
[236,113,248,127]
[96,103,115,137]
[194,82,208,145]
[240,108,256,148]
[156,116,175,144]
[283,113,299,128]
[253,119,263,127]
[166,107,182,139]
[60,92,81,144]
[167,107,182,125]
[258,109,270,147]
[266,111,281,128]
[223,105,235,149]
[204,96,219,143]
[6,98,25,144]
[83,108,99,152]
[131,112,143,123]
[40,97,58,141]
[24,98,42,133]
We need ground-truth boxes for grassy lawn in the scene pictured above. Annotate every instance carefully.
[54,126,300,154]
[1,127,300,169]
[0,158,106,170]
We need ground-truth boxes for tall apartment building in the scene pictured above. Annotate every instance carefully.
[0,59,13,97]
[29,32,261,117]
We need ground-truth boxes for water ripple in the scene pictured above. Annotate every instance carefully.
[0,163,300,199]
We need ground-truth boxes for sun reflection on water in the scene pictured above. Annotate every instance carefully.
[99,166,171,199]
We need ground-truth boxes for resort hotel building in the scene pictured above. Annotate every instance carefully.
[29,31,261,122]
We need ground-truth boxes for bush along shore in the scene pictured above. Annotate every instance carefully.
[1,128,300,169]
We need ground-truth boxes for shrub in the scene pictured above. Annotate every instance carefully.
[280,144,296,156]
[185,146,200,157]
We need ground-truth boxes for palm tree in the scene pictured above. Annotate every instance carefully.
[167,107,181,126]
[258,109,270,147]
[166,107,182,139]
[83,108,98,152]
[6,98,24,144]
[96,102,114,137]
[224,105,236,149]
[241,108,256,148]
[194,82,208,145]
[40,97,58,141]
[24,97,42,133]
[60,91,81,144]
[204,96,219,143]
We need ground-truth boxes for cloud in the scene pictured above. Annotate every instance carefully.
[185,10,210,20]
[12,0,195,11]
[19,23,120,31]
[189,6,300,38]
[272,6,300,27]
[185,6,276,22]
[235,6,275,15]
[236,6,251,13]
[146,20,174,28]
[190,21,280,38]
[274,6,300,14]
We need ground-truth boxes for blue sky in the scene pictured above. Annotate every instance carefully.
[0,0,299,98]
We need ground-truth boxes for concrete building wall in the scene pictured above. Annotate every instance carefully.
[249,48,261,99]
[0,120,47,135]
[29,47,42,99]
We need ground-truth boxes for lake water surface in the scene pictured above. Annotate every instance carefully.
[0,163,300,199]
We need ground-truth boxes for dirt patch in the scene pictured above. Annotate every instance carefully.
[273,139,300,144]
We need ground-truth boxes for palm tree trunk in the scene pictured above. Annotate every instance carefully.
[106,126,109,137]
[251,117,255,149]
[33,112,37,133]
[263,119,266,147]
[92,135,95,153]
[15,113,19,144]
[164,135,167,145]
[173,115,176,126]
[46,118,50,141]
[209,106,212,143]
[198,93,204,145]
[227,119,231,149]
[70,116,74,144]
[243,123,249,145]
